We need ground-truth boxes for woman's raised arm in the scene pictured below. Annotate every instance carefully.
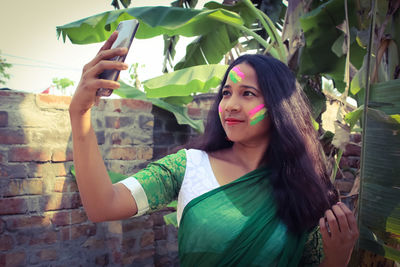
[69,32,138,222]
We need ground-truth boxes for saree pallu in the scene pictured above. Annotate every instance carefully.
[178,167,307,267]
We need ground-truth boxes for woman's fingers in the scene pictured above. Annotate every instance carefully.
[319,217,330,241]
[99,31,119,52]
[325,209,340,237]
[86,59,128,79]
[337,202,358,234]
[332,204,350,233]
[84,47,128,73]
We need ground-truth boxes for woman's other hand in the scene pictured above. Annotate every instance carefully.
[69,31,128,116]
[319,202,359,267]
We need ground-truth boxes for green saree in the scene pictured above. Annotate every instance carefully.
[178,166,308,267]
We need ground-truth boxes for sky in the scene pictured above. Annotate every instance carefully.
[0,0,210,95]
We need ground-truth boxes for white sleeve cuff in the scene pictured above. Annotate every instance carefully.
[118,176,149,217]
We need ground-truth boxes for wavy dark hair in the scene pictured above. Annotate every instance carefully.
[188,54,337,233]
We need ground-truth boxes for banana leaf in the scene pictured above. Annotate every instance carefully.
[358,79,400,261]
[114,81,205,133]
[144,64,227,97]
[299,0,365,93]
[57,6,245,70]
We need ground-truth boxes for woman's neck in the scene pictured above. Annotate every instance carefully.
[230,137,270,172]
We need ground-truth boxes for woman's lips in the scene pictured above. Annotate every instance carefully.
[225,118,243,126]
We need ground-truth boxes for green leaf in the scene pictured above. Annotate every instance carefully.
[369,79,400,115]
[143,64,228,97]
[163,211,178,227]
[56,6,243,44]
[162,96,194,106]
[70,165,128,184]
[344,105,364,130]
[166,200,177,209]
[114,81,204,133]
[358,79,400,261]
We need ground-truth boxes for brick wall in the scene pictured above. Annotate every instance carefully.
[0,90,211,266]
[0,90,359,266]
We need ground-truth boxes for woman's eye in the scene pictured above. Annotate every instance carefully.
[243,91,256,96]
[222,90,231,96]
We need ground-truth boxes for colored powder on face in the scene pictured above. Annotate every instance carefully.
[250,114,265,125]
[249,104,267,125]
[229,66,245,83]
[218,104,222,118]
[249,104,265,116]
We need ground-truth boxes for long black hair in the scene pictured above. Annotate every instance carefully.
[189,54,337,233]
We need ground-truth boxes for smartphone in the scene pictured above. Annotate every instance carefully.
[96,19,139,97]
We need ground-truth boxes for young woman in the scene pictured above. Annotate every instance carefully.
[69,32,359,266]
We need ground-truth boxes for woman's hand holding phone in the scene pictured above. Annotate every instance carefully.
[69,31,128,117]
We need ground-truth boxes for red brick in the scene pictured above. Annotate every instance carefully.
[350,133,361,143]
[54,177,78,192]
[70,209,87,224]
[28,163,46,178]
[343,143,361,156]
[0,235,14,251]
[0,163,28,178]
[95,254,110,266]
[51,149,73,162]
[106,147,137,160]
[0,129,27,144]
[5,215,51,230]
[50,209,87,227]
[43,193,81,211]
[60,227,70,241]
[54,177,68,192]
[52,163,68,177]
[0,197,27,215]
[140,231,154,247]
[138,146,153,160]
[123,217,153,232]
[8,147,51,162]
[0,91,26,97]
[16,232,30,245]
[0,251,26,266]
[105,117,121,129]
[82,237,104,249]
[70,224,97,240]
[188,107,202,118]
[50,210,69,226]
[29,231,57,245]
[1,179,43,196]
[122,237,137,250]
[132,248,154,261]
[0,111,8,127]
[36,248,58,261]
[35,94,71,110]
[121,99,152,112]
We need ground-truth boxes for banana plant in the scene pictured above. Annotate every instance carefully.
[57,1,285,130]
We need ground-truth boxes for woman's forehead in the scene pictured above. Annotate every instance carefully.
[227,63,258,85]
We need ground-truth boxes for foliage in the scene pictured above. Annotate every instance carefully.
[52,77,75,95]
[0,51,12,86]
[59,1,400,260]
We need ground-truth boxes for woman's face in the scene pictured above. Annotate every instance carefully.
[219,63,271,145]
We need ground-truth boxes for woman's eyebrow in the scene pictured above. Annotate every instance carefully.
[241,85,259,91]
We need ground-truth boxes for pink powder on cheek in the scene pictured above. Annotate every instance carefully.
[249,104,265,116]
[218,105,222,113]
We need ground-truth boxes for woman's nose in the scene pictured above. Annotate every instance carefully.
[225,95,241,112]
